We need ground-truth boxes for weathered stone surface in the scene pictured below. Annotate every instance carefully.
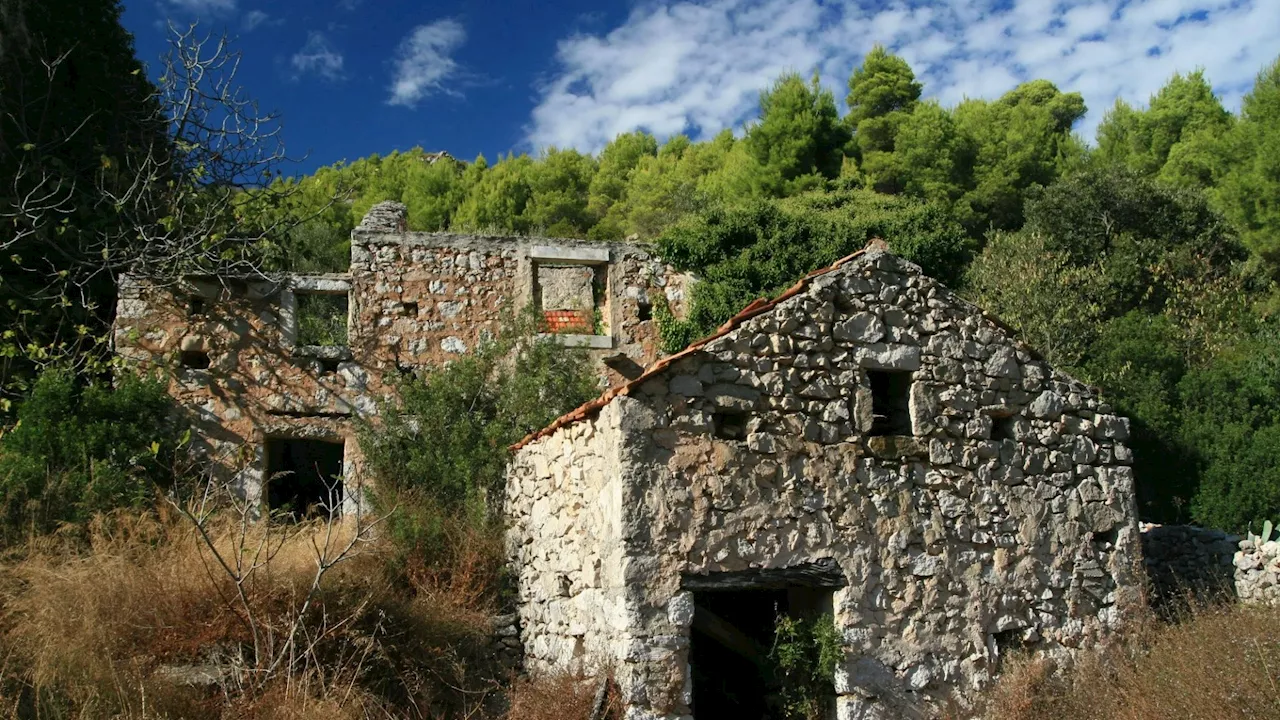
[538,265,595,311]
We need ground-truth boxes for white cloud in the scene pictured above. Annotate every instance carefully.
[291,32,345,81]
[241,9,276,31]
[528,0,1280,153]
[387,19,467,107]
[163,0,237,15]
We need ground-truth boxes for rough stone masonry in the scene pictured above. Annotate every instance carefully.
[506,243,1142,719]
[113,202,690,507]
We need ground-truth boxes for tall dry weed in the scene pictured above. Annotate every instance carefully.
[975,602,1280,720]
[0,509,504,719]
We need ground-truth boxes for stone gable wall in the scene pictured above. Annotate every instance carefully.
[114,213,689,500]
[508,250,1141,719]
[504,401,631,674]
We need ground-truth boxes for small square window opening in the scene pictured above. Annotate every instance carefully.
[869,370,912,436]
[180,349,211,370]
[188,296,206,317]
[296,292,349,347]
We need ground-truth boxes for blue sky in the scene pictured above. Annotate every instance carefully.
[121,0,1280,177]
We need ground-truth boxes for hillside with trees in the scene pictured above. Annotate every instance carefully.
[248,46,1280,534]
[1,1,1279,717]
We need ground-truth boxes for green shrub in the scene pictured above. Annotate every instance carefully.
[769,614,843,720]
[358,309,598,570]
[0,368,179,544]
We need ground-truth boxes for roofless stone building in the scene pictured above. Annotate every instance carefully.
[505,241,1141,719]
[112,202,689,514]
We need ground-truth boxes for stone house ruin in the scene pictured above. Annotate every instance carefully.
[505,242,1141,719]
[112,202,689,516]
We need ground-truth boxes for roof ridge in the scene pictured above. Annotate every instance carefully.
[508,240,888,452]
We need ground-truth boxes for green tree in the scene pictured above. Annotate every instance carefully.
[844,46,922,173]
[587,131,658,239]
[1096,71,1233,181]
[744,72,851,195]
[523,147,597,236]
[453,153,536,233]
[953,80,1087,232]
[654,189,970,348]
[0,0,163,401]
[1214,56,1280,271]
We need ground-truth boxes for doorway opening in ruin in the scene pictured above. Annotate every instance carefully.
[265,438,344,520]
[685,564,842,720]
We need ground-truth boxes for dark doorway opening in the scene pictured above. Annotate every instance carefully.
[688,584,836,719]
[265,438,344,519]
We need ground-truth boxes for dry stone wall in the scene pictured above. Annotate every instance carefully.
[508,248,1141,720]
[505,401,629,674]
[1141,523,1280,607]
[114,202,689,503]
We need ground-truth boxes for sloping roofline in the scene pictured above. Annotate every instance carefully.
[509,239,892,451]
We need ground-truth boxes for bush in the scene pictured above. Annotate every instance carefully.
[358,309,598,595]
[0,368,180,544]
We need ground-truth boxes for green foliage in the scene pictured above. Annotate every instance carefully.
[357,309,597,555]
[952,80,1087,232]
[0,368,179,544]
[1213,57,1280,271]
[1177,331,1280,531]
[1096,71,1233,179]
[295,293,349,347]
[0,0,164,401]
[768,615,842,720]
[745,72,850,195]
[655,189,971,347]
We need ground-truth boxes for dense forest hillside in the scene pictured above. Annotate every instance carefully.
[245,48,1280,532]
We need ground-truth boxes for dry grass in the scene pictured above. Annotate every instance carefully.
[0,509,509,719]
[501,673,617,720]
[974,602,1280,720]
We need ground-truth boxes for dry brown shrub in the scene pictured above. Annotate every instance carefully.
[975,602,1280,720]
[501,673,617,720]
[0,508,504,719]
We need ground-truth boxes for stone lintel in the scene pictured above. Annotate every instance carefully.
[539,333,614,349]
[291,275,352,293]
[682,558,848,591]
[531,245,610,264]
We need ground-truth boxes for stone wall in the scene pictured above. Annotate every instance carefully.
[504,401,629,675]
[508,248,1141,720]
[114,202,689,505]
[1141,523,1280,607]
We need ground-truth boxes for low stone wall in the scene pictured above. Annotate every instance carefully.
[489,613,525,673]
[1139,523,1280,608]
[1236,535,1280,606]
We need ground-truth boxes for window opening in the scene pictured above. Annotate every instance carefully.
[868,370,912,436]
[992,415,1017,441]
[265,438,344,520]
[637,299,652,322]
[535,263,606,335]
[713,410,749,440]
[401,300,418,317]
[296,292,348,347]
[188,296,206,317]
[180,350,211,369]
